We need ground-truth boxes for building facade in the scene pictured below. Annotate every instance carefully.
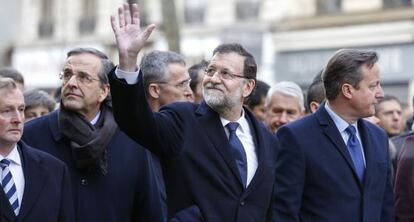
[7,0,414,104]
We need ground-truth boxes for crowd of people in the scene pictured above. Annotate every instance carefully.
[0,3,413,222]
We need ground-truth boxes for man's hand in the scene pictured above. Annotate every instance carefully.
[110,3,156,72]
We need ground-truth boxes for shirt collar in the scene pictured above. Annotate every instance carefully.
[0,145,21,166]
[325,102,358,134]
[220,108,249,134]
[90,111,101,125]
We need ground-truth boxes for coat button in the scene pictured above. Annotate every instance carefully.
[81,179,88,186]
[240,201,245,206]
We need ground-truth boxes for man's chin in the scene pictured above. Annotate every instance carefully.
[62,101,82,110]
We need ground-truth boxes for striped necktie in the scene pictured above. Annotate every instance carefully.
[0,159,20,215]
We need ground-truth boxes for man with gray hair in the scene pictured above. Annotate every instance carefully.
[264,81,304,133]
[22,47,165,221]
[141,50,193,111]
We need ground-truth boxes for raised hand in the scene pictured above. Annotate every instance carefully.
[110,3,156,72]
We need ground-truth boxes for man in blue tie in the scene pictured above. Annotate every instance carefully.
[0,78,74,221]
[108,3,279,221]
[274,49,395,222]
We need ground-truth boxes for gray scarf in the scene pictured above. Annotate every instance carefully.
[58,102,117,175]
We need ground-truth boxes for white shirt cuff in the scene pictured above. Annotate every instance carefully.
[115,67,140,84]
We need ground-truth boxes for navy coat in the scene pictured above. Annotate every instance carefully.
[274,105,395,222]
[22,111,165,222]
[109,70,279,222]
[0,141,74,222]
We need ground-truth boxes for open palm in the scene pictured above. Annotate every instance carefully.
[110,3,156,71]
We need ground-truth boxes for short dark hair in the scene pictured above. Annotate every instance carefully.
[0,67,24,85]
[375,94,401,115]
[188,60,208,92]
[306,71,325,113]
[245,80,270,109]
[212,43,257,81]
[24,89,56,112]
[323,49,378,101]
[67,48,114,87]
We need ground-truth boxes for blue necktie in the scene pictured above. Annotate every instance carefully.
[0,159,19,215]
[226,122,248,187]
[345,125,365,182]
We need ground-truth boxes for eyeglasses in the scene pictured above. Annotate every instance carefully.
[59,71,100,85]
[204,67,250,80]
[156,78,191,90]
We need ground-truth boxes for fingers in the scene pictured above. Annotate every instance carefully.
[131,3,140,25]
[110,15,118,33]
[118,6,125,28]
[124,3,132,26]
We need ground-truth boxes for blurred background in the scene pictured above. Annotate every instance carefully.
[0,0,413,106]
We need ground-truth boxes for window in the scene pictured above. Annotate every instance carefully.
[235,0,261,21]
[316,0,342,15]
[79,0,97,35]
[38,0,54,38]
[383,0,412,8]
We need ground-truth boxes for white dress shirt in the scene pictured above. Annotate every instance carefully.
[0,145,25,206]
[221,110,258,187]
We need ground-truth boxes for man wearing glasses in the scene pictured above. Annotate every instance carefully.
[141,50,194,112]
[108,4,279,221]
[22,48,165,221]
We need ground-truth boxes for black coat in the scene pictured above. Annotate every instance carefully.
[0,141,74,222]
[22,111,165,222]
[109,70,279,222]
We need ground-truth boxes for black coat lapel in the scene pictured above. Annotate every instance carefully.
[17,142,47,221]
[243,110,267,194]
[316,105,363,189]
[195,103,244,187]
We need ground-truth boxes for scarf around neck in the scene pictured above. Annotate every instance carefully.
[58,102,117,175]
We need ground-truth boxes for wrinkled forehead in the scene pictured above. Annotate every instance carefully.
[64,54,102,73]
[0,88,24,106]
[209,52,245,71]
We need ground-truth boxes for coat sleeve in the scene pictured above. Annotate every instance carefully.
[274,126,306,222]
[394,137,414,222]
[109,68,186,158]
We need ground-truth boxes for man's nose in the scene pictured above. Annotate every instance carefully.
[278,112,289,124]
[11,110,23,123]
[184,88,194,102]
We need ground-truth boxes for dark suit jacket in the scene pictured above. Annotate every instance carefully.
[0,141,74,222]
[394,135,414,222]
[22,110,165,222]
[109,70,279,222]
[275,105,395,222]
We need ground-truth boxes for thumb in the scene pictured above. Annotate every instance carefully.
[141,24,156,41]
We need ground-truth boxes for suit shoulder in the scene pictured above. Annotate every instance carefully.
[24,111,57,131]
[362,119,387,136]
[20,141,66,168]
[283,114,317,131]
[162,101,197,112]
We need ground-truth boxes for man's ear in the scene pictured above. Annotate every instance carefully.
[341,83,353,100]
[243,79,256,98]
[148,83,161,99]
[99,84,110,103]
[310,101,320,113]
